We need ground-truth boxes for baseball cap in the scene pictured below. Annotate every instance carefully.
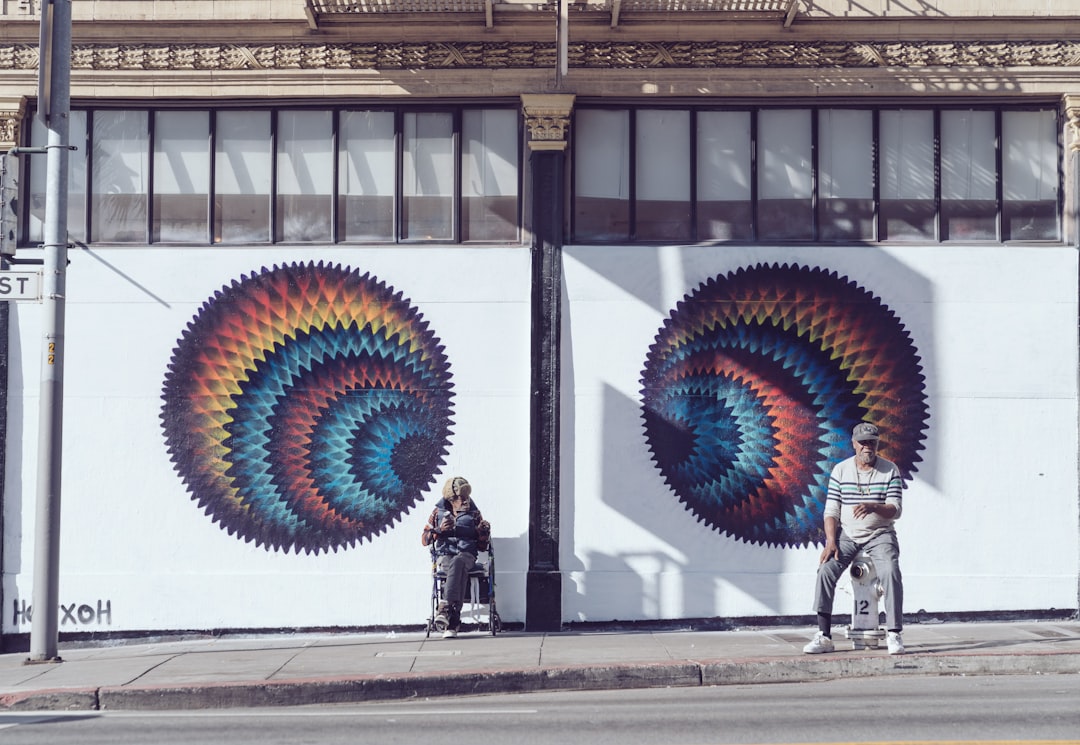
[852,422,880,441]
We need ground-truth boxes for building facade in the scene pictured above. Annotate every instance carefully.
[0,0,1078,639]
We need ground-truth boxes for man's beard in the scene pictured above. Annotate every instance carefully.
[856,451,877,468]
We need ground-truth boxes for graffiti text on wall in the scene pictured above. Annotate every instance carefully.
[13,599,113,627]
[640,263,929,548]
[161,261,455,555]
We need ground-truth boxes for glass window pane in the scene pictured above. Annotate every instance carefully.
[635,109,690,242]
[941,110,997,241]
[574,109,630,241]
[91,110,148,243]
[880,110,935,241]
[402,112,454,241]
[462,108,518,242]
[339,110,395,242]
[29,110,87,244]
[214,111,271,243]
[818,109,874,241]
[277,110,332,242]
[1003,109,1059,241]
[757,109,812,241]
[153,111,209,243]
[696,111,751,241]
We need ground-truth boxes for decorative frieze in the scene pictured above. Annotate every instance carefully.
[0,39,1078,71]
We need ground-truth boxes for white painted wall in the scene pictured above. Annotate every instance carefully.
[562,244,1079,623]
[3,246,533,633]
[4,242,1078,634]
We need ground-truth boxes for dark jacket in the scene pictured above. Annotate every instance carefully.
[421,498,490,557]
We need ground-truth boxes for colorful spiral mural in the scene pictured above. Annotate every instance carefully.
[161,262,454,554]
[640,263,929,548]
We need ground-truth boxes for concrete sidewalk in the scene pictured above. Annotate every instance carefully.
[0,619,1077,711]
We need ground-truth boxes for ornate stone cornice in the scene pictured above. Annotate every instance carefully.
[1,39,1079,70]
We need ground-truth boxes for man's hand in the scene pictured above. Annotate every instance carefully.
[819,538,840,564]
[853,502,896,519]
[852,502,877,519]
[438,514,455,534]
[820,516,840,564]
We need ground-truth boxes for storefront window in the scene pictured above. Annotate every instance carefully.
[574,109,630,241]
[214,111,271,244]
[462,109,519,242]
[92,110,148,243]
[28,111,87,245]
[153,111,209,243]
[277,110,333,243]
[880,110,935,241]
[573,103,1060,245]
[697,111,752,241]
[1003,109,1059,241]
[402,112,454,241]
[636,109,691,242]
[818,109,873,242]
[941,109,997,241]
[339,110,395,242]
[757,109,812,241]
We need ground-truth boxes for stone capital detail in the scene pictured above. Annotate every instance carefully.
[521,94,575,152]
[1067,95,1080,153]
[0,98,27,152]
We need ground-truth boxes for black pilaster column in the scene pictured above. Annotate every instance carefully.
[521,95,573,632]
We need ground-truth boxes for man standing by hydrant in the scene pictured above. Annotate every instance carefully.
[804,422,906,655]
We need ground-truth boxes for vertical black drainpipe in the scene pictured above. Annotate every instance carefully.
[522,95,573,632]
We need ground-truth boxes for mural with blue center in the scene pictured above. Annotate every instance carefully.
[160,261,454,555]
[640,263,929,548]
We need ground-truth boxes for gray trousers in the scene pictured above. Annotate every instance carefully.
[814,530,903,632]
[438,552,477,608]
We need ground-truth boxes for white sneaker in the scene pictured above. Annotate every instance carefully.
[803,631,835,654]
[442,628,458,639]
[887,631,905,655]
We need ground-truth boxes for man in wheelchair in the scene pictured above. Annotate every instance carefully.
[421,476,492,638]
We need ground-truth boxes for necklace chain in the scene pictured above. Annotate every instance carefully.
[856,467,872,497]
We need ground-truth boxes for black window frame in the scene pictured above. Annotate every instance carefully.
[570,101,1064,246]
[18,102,524,248]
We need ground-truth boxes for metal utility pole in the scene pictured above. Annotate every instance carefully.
[556,0,568,86]
[27,0,71,664]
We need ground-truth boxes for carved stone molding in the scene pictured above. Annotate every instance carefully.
[522,94,574,152]
[1,39,1079,71]
[0,98,27,152]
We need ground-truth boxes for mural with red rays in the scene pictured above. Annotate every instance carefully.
[640,263,929,547]
[160,261,455,554]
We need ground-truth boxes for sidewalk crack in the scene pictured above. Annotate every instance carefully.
[268,650,301,681]
[123,654,176,686]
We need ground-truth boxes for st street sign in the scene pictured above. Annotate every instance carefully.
[0,270,43,301]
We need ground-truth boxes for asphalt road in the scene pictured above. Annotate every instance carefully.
[1,674,1077,744]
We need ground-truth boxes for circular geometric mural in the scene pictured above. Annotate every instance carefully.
[161,261,454,554]
[640,263,928,548]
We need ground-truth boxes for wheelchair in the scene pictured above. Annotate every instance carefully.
[426,542,501,637]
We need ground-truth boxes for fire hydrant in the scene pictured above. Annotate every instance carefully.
[845,550,885,649]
